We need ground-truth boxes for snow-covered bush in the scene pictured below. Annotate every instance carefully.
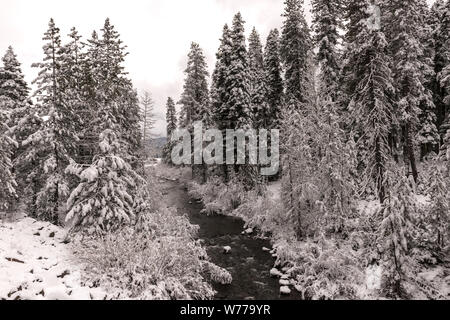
[273,237,364,300]
[188,177,245,215]
[73,205,223,300]
[66,130,140,234]
[234,191,293,238]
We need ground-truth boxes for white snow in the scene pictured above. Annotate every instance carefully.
[0,217,109,300]
[270,268,283,278]
[279,279,290,286]
[223,246,232,254]
[280,286,291,295]
[267,181,282,201]
[365,264,382,291]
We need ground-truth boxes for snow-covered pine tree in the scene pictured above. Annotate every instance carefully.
[179,42,210,128]
[66,19,144,233]
[0,98,17,210]
[228,13,258,188]
[341,0,372,108]
[65,126,139,234]
[99,19,142,167]
[280,0,312,106]
[178,42,210,182]
[427,161,449,250]
[382,0,434,183]
[211,25,232,131]
[22,19,78,224]
[227,13,252,130]
[140,90,155,155]
[210,25,233,181]
[434,0,450,136]
[264,29,284,130]
[345,0,395,202]
[415,1,440,158]
[311,0,342,103]
[0,46,29,210]
[0,46,30,111]
[378,167,416,298]
[163,97,177,165]
[248,28,269,129]
[59,27,85,164]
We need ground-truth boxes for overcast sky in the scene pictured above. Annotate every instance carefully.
[0,0,435,136]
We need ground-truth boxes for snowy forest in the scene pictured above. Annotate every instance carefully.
[0,0,449,301]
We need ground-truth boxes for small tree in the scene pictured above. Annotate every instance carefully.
[140,90,156,156]
[378,168,416,298]
[163,97,177,165]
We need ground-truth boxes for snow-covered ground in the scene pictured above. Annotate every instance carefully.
[0,216,108,300]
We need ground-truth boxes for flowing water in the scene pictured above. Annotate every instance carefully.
[162,179,301,300]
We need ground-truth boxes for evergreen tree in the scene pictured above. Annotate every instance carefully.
[178,42,210,182]
[345,1,395,202]
[60,27,85,163]
[311,0,342,102]
[99,19,142,166]
[0,46,29,209]
[0,46,29,104]
[264,29,284,130]
[383,0,435,182]
[378,169,416,297]
[435,0,450,135]
[228,13,258,187]
[76,30,101,165]
[163,97,177,165]
[66,19,144,232]
[66,130,139,234]
[0,98,17,210]
[280,0,312,105]
[226,13,252,129]
[248,28,269,129]
[22,18,78,223]
[427,161,449,250]
[179,42,210,127]
[416,1,440,158]
[211,24,233,131]
[140,90,155,154]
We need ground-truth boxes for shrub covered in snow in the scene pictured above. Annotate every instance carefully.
[73,206,218,300]
[188,177,245,215]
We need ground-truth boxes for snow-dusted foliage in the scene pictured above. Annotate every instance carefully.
[264,29,284,130]
[140,91,156,155]
[424,161,449,251]
[66,130,138,234]
[312,0,342,102]
[0,46,30,211]
[280,0,312,105]
[377,168,416,297]
[162,97,177,165]
[344,1,395,201]
[0,101,17,210]
[72,193,231,299]
[383,0,438,181]
[178,42,210,182]
[248,28,269,129]
[188,177,245,216]
[19,19,79,224]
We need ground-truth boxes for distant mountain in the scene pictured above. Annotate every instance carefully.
[146,136,167,158]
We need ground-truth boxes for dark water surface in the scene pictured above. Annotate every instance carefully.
[163,180,301,300]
